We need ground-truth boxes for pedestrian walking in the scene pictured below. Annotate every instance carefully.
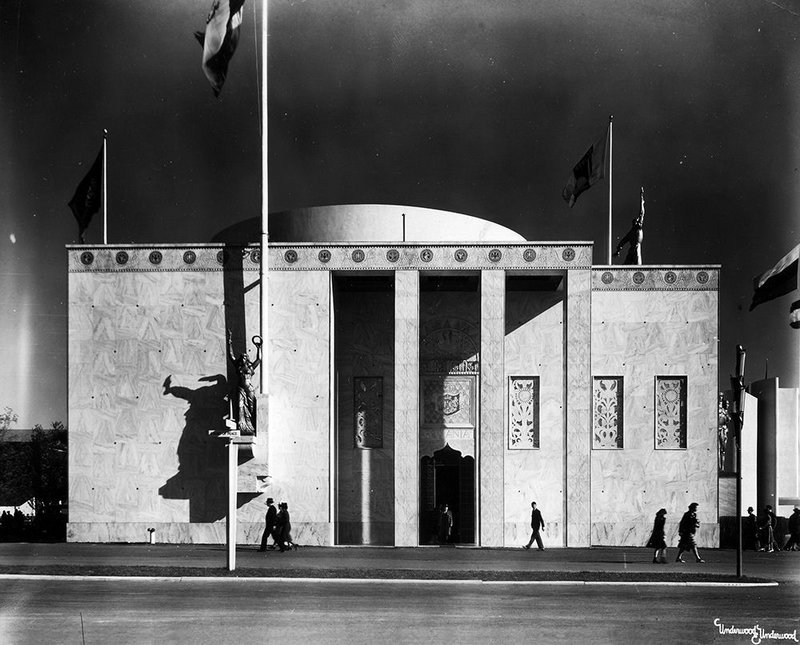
[675,502,704,563]
[784,507,800,551]
[646,508,668,563]
[522,501,546,550]
[258,497,277,552]
[758,505,779,552]
[437,504,453,545]
[275,502,297,551]
[743,506,760,551]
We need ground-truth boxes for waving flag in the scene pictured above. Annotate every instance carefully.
[68,145,103,243]
[749,243,799,311]
[196,0,245,97]
[562,129,607,208]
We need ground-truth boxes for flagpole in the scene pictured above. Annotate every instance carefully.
[103,129,108,245]
[607,115,613,265]
[261,0,268,401]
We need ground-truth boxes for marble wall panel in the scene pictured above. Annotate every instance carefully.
[262,271,331,544]
[504,289,565,547]
[590,289,719,546]
[566,269,592,546]
[480,271,505,546]
[335,286,395,545]
[394,271,420,546]
[68,269,232,533]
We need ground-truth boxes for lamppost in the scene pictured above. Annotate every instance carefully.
[730,345,746,579]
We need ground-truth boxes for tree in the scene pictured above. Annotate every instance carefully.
[0,406,18,441]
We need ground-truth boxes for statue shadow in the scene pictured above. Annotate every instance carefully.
[158,374,257,523]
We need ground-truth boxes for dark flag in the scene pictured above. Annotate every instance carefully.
[196,0,245,97]
[562,130,607,207]
[68,146,103,243]
[749,243,799,311]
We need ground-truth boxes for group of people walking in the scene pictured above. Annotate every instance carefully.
[744,504,800,552]
[646,503,704,563]
[258,497,297,552]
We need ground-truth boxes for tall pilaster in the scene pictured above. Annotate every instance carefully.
[565,268,592,546]
[480,270,505,546]
[394,271,420,546]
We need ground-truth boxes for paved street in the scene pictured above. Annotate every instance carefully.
[1,577,799,645]
[0,543,798,644]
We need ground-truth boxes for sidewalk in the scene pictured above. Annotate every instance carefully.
[0,542,797,584]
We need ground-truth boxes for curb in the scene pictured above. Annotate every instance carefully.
[0,574,779,588]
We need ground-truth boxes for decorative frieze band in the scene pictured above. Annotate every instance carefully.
[269,244,593,271]
[68,245,261,273]
[592,267,719,291]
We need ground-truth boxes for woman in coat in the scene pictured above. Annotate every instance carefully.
[646,508,668,563]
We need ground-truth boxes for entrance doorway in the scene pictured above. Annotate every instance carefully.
[420,445,475,545]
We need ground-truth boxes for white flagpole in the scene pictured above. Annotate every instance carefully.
[261,0,268,400]
[607,115,613,265]
[103,129,108,245]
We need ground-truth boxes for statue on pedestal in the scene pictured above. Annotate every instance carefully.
[227,331,262,435]
[614,186,645,265]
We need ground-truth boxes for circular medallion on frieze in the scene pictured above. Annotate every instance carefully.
[562,247,576,262]
[318,249,331,263]
[149,251,163,265]
[696,270,709,284]
[386,249,400,263]
[523,248,537,262]
[664,271,677,284]
[183,250,196,265]
[420,249,433,263]
[601,271,614,284]
[632,271,645,285]
[216,250,226,265]
[80,251,94,265]
[352,249,365,263]
[284,250,298,264]
[488,248,502,263]
[115,251,129,265]
[454,248,468,263]
[251,249,261,264]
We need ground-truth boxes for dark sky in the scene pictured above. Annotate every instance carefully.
[1,0,798,427]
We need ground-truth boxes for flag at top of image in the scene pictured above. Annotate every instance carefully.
[562,129,607,208]
[196,0,245,97]
[68,145,102,243]
[749,243,799,311]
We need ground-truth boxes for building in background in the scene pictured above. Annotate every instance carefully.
[67,205,720,547]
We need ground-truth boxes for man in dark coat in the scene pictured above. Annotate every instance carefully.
[675,502,704,563]
[523,501,546,551]
[258,497,277,552]
[784,507,800,551]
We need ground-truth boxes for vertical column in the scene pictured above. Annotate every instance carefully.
[394,271,419,546]
[226,441,238,571]
[565,268,592,546]
[480,270,505,546]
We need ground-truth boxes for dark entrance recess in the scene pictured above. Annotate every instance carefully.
[420,445,475,545]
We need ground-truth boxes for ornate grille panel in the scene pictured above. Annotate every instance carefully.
[593,377,624,449]
[655,376,687,449]
[508,376,540,449]
[354,377,383,448]
[421,376,474,427]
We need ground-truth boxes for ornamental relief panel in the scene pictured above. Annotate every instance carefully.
[508,376,540,450]
[593,377,623,449]
[421,376,475,428]
[655,376,687,449]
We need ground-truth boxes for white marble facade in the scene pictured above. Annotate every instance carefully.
[67,238,720,548]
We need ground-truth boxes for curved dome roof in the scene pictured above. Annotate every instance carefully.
[212,204,525,243]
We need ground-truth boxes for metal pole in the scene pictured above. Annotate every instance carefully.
[226,441,237,571]
[607,115,613,265]
[731,345,746,579]
[102,129,108,245]
[260,0,269,399]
